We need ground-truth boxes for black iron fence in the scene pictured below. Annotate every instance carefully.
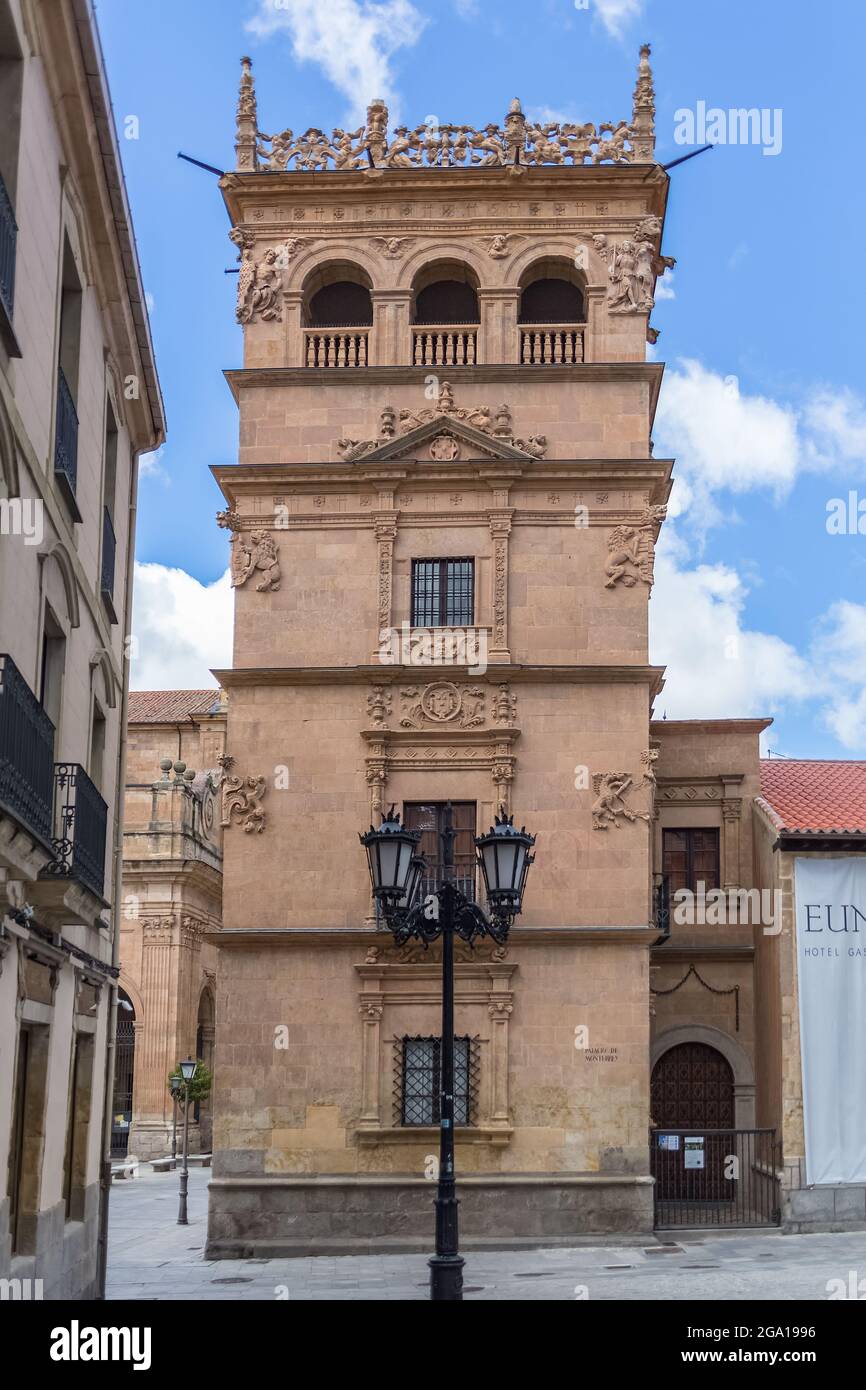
[651,1127,781,1228]
[0,170,17,323]
[54,367,79,499]
[41,763,108,899]
[0,653,55,847]
[100,506,116,603]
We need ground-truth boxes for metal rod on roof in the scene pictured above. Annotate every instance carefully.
[661,144,713,171]
[177,152,226,177]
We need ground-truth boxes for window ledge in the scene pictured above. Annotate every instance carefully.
[356,1124,512,1147]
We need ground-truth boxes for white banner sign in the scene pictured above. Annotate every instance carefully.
[795,857,866,1185]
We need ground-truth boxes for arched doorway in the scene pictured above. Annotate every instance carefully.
[111,989,135,1157]
[651,1042,735,1130]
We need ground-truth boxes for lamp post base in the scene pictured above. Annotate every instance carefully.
[428,1254,465,1301]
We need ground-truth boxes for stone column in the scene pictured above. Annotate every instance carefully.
[584,285,606,363]
[358,1000,384,1126]
[488,999,513,1126]
[478,287,519,364]
[371,290,411,366]
[129,914,178,1158]
[488,512,513,663]
[284,289,304,367]
[722,799,742,889]
[373,512,397,660]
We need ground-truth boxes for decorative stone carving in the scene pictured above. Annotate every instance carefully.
[374,518,397,636]
[371,237,415,258]
[338,384,547,462]
[400,682,486,730]
[217,511,282,593]
[591,772,651,830]
[217,755,266,834]
[229,232,282,324]
[593,215,675,315]
[604,505,666,589]
[366,686,392,725]
[491,684,517,725]
[486,233,522,259]
[429,433,460,461]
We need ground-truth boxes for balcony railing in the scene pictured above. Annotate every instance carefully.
[304,328,369,367]
[0,170,17,325]
[412,326,478,367]
[54,367,80,506]
[520,324,585,365]
[40,763,108,899]
[0,654,55,849]
[101,507,117,606]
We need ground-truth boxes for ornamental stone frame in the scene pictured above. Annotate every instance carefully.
[650,1023,756,1130]
[354,956,517,1143]
[655,774,745,889]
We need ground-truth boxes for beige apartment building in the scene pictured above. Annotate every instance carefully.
[0,0,163,1298]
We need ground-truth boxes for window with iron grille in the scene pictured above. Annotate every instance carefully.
[662,828,721,894]
[411,558,474,627]
[396,1035,479,1126]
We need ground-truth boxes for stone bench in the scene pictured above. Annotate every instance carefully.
[150,1157,176,1173]
[111,1161,137,1180]
[186,1152,212,1168]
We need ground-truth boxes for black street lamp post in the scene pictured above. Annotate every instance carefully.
[170,1074,182,1167]
[176,1058,197,1225]
[360,802,536,1301]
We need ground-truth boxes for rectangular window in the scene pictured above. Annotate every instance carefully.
[662,828,721,895]
[0,0,23,351]
[399,1036,475,1126]
[7,1024,50,1254]
[411,558,474,627]
[100,397,118,617]
[403,801,476,901]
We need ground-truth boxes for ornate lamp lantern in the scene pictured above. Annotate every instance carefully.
[358,801,537,1302]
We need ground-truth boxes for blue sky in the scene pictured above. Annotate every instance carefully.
[96,0,866,756]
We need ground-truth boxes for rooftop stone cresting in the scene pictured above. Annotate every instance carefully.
[233,44,657,173]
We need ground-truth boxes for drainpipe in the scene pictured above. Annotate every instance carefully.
[95,447,141,1299]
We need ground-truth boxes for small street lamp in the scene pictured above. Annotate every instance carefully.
[360,803,536,1301]
[176,1058,198,1226]
[169,1074,182,1167]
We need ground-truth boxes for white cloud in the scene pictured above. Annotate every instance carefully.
[453,0,479,17]
[247,0,427,122]
[139,445,168,484]
[593,0,645,40]
[811,600,866,749]
[654,271,675,300]
[650,539,816,721]
[130,563,233,690]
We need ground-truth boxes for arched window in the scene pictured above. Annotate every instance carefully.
[411,261,479,366]
[518,257,586,364]
[302,262,373,366]
[518,258,586,324]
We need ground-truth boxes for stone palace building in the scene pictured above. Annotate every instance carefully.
[164,48,865,1254]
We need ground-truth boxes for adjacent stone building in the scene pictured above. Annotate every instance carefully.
[0,0,163,1297]
[115,690,225,1161]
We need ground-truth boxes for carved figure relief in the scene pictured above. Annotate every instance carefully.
[217,511,282,593]
[604,505,666,589]
[591,772,651,830]
[593,215,675,315]
[486,233,523,259]
[371,237,415,258]
[217,755,267,833]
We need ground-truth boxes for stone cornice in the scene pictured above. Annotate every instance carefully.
[202,925,660,948]
[210,663,666,691]
[223,360,664,407]
[651,718,773,736]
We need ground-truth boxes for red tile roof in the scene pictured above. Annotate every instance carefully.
[128,690,221,724]
[759,759,866,834]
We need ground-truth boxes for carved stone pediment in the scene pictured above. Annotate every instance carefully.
[342,416,544,465]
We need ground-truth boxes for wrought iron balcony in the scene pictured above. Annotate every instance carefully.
[101,506,117,619]
[0,654,55,850]
[54,367,81,517]
[40,763,108,899]
[654,874,671,939]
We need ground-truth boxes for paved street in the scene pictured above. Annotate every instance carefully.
[105,1168,866,1300]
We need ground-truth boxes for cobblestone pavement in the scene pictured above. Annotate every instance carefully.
[105,1168,866,1301]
